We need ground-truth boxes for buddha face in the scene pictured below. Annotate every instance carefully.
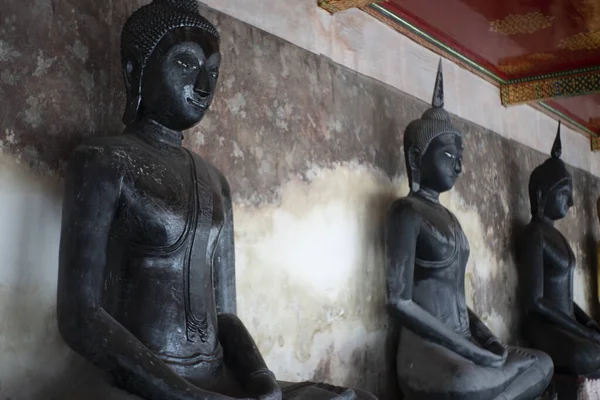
[544,180,573,220]
[139,29,221,131]
[419,133,463,193]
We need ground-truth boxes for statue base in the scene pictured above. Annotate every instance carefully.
[580,377,600,400]
[551,374,600,400]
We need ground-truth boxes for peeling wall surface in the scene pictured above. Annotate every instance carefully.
[1,2,600,400]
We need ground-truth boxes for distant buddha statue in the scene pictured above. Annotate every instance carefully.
[57,1,376,399]
[519,122,600,378]
[597,197,600,306]
[385,60,553,399]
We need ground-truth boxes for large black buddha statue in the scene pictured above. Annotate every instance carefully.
[519,122,600,378]
[385,61,553,399]
[57,1,375,399]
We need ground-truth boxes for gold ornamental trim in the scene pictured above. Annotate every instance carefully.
[489,12,555,35]
[559,31,600,51]
[319,0,374,13]
[361,3,599,139]
[497,53,556,75]
[501,70,600,105]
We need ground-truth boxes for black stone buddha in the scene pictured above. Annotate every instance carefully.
[57,1,376,399]
[385,61,553,399]
[519,122,600,378]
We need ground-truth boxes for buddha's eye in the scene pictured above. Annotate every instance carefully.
[210,70,219,79]
[444,151,454,159]
[177,60,197,70]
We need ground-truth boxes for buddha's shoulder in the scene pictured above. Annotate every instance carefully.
[69,134,144,163]
[72,134,137,153]
[388,196,424,220]
[522,220,549,240]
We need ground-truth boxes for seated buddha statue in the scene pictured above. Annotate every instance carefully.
[385,61,553,399]
[57,1,376,399]
[519,122,600,378]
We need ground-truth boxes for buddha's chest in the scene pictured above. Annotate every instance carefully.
[415,205,470,269]
[113,154,224,250]
[543,227,574,277]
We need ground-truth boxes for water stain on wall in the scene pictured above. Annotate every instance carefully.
[234,162,401,391]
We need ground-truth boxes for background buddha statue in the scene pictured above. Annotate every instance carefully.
[597,197,600,305]
[57,1,376,399]
[519,123,600,378]
[385,60,553,399]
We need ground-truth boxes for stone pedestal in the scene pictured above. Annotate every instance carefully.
[551,374,600,400]
[580,378,600,400]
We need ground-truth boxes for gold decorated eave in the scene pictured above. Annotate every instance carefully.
[501,69,600,105]
[319,1,600,148]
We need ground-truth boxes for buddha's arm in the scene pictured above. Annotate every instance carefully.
[521,226,600,343]
[386,203,504,367]
[467,308,507,360]
[57,147,241,400]
[214,173,236,315]
[214,174,280,399]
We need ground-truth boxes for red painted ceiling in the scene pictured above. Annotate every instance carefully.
[380,0,600,80]
[371,0,600,136]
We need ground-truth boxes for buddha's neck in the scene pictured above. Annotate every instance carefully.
[413,186,440,203]
[533,214,555,227]
[129,117,184,148]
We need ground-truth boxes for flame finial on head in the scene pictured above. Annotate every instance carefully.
[551,121,562,159]
[432,59,444,108]
[528,120,572,217]
[403,59,461,192]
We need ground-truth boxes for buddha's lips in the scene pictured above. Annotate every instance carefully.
[187,97,208,110]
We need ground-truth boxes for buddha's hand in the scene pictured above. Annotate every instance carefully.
[586,319,600,332]
[245,371,282,400]
[472,337,506,368]
[485,338,508,363]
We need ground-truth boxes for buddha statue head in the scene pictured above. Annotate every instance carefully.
[404,60,463,194]
[528,122,573,221]
[121,0,221,130]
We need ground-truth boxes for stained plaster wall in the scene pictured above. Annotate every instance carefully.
[1,1,600,400]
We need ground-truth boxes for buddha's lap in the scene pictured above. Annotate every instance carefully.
[279,381,377,400]
[396,329,551,393]
[57,362,375,400]
[527,321,600,374]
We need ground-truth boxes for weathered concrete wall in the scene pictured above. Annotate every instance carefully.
[201,0,600,177]
[1,2,600,400]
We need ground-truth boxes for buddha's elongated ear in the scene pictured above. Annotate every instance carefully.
[536,187,546,219]
[407,146,422,192]
[122,58,143,126]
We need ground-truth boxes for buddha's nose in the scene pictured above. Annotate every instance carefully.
[454,158,463,174]
[194,69,211,98]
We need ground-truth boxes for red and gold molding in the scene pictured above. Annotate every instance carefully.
[501,70,600,105]
[318,1,600,144]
